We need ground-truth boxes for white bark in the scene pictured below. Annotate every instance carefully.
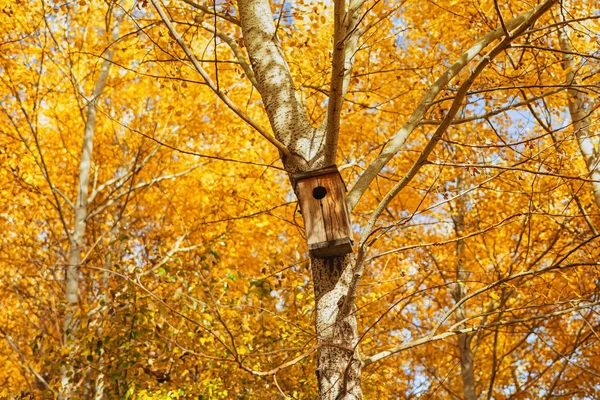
[236,1,365,397]
[60,23,117,400]
[558,30,600,208]
[451,188,477,400]
[312,255,362,399]
[237,0,320,168]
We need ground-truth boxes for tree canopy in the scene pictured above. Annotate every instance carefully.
[1,0,599,398]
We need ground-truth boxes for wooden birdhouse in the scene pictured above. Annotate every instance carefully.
[294,165,353,259]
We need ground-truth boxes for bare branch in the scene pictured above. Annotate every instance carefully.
[87,165,202,219]
[431,240,599,337]
[323,0,365,163]
[347,0,559,211]
[357,0,559,250]
[150,0,291,158]
[363,299,600,368]
[0,328,54,393]
[493,0,510,38]
[180,0,241,26]
[366,212,525,262]
[194,17,257,87]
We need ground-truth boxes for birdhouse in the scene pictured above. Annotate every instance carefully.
[294,165,353,259]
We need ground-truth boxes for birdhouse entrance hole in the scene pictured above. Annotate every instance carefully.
[293,165,353,259]
[313,186,327,200]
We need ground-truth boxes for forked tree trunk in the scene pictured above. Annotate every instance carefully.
[154,0,561,397]
[236,1,363,396]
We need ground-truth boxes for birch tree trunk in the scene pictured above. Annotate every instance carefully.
[559,30,600,209]
[236,0,363,397]
[451,187,477,400]
[60,28,117,400]
[311,255,362,399]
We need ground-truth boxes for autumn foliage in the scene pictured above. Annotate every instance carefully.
[1,0,599,398]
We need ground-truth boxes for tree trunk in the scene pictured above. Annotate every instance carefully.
[311,254,362,399]
[235,0,363,396]
[559,29,600,208]
[451,186,477,400]
[60,31,116,400]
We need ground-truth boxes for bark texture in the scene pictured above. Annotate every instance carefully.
[60,30,116,400]
[238,0,323,168]
[451,190,477,400]
[312,254,362,399]
[237,1,363,397]
[559,30,600,209]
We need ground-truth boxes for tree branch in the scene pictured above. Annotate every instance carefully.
[362,299,600,368]
[193,17,257,88]
[180,0,241,26]
[357,0,559,248]
[237,0,317,166]
[347,1,558,210]
[150,0,291,158]
[0,328,54,393]
[323,0,365,164]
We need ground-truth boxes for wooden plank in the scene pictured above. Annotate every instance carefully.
[318,173,351,242]
[292,165,340,181]
[292,165,348,192]
[296,178,326,246]
[309,238,352,258]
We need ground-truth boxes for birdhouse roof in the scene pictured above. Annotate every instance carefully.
[292,165,347,192]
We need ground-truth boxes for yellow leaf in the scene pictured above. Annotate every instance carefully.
[481,0,494,14]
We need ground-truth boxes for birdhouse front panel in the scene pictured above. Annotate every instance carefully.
[294,166,353,258]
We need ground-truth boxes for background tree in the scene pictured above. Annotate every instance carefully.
[1,0,599,398]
